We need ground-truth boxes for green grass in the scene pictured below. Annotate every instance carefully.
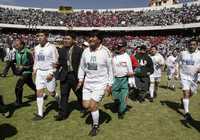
[0,62,200,140]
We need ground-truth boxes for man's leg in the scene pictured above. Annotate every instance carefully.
[11,61,17,75]
[89,99,100,136]
[32,89,44,121]
[71,76,83,112]
[25,75,37,96]
[149,81,155,102]
[15,77,25,106]
[1,61,11,77]
[54,81,71,121]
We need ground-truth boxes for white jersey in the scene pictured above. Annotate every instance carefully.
[166,55,177,74]
[33,42,58,75]
[4,47,16,61]
[177,50,200,81]
[150,53,165,78]
[112,53,133,77]
[78,45,113,90]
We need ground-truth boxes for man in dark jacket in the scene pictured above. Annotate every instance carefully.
[54,33,84,121]
[14,38,36,106]
[134,45,154,102]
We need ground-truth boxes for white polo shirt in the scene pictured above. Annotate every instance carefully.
[78,44,113,90]
[112,52,133,77]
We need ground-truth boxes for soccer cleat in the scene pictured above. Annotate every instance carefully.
[184,113,193,121]
[88,124,99,136]
[32,113,43,121]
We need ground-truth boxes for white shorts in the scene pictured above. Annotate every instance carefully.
[150,76,161,83]
[35,70,56,92]
[82,88,105,102]
[167,68,175,80]
[181,79,198,94]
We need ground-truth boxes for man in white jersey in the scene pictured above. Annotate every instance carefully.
[166,49,178,90]
[112,40,133,119]
[32,31,59,121]
[77,30,113,136]
[176,38,200,121]
[149,46,165,102]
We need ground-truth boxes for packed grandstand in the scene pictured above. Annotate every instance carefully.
[0,0,200,58]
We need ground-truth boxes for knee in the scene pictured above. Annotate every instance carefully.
[90,101,98,112]
[36,90,43,97]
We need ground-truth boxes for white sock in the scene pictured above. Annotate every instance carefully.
[183,98,189,114]
[149,83,154,98]
[167,80,171,87]
[37,96,44,117]
[91,110,99,125]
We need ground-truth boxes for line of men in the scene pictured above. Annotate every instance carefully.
[1,30,200,137]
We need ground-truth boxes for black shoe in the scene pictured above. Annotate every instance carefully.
[54,114,67,121]
[13,102,22,108]
[149,98,154,102]
[184,113,193,121]
[88,124,99,137]
[118,112,124,119]
[32,113,43,121]
[138,97,145,103]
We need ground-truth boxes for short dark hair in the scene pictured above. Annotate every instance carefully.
[16,37,25,46]
[150,45,157,50]
[139,45,147,51]
[89,30,103,42]
[64,31,76,40]
[37,30,49,36]
[190,37,197,43]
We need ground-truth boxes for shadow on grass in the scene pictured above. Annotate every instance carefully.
[0,123,17,140]
[4,94,36,117]
[44,100,83,118]
[159,85,176,91]
[160,100,184,116]
[85,109,112,125]
[180,119,200,132]
[161,100,200,132]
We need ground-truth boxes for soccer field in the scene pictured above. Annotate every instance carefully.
[0,62,200,140]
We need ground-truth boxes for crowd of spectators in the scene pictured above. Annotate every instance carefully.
[0,3,200,27]
[0,32,196,59]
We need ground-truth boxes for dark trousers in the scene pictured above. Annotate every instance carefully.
[0,95,8,114]
[59,72,82,116]
[15,74,36,104]
[2,61,16,76]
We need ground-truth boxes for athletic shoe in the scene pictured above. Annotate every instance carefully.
[184,113,193,121]
[88,124,99,136]
[32,113,43,121]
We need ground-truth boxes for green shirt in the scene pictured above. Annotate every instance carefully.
[15,47,33,75]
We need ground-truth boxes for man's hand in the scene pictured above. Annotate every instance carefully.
[32,69,37,76]
[76,81,83,91]
[105,85,112,96]
[46,74,53,81]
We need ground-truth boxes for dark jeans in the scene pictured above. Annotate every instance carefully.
[15,74,36,104]
[2,61,16,76]
[59,72,82,116]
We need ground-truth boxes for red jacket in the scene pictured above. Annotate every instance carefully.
[130,54,139,70]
